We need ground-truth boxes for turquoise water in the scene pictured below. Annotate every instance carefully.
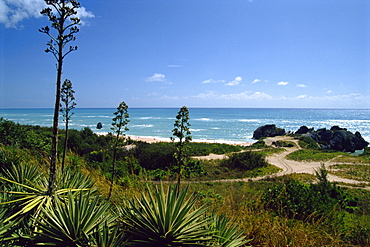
[0,108,369,144]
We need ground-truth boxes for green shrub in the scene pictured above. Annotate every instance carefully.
[134,142,175,170]
[222,151,268,171]
[263,166,357,220]
[298,136,320,150]
[187,142,243,156]
[272,140,295,147]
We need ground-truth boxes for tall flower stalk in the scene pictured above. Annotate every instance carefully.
[39,0,80,195]
[108,101,129,199]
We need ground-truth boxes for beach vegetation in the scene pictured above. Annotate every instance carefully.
[60,79,76,172]
[39,0,81,196]
[109,101,130,199]
[1,120,370,245]
[222,151,268,171]
[171,106,192,192]
[297,135,320,150]
[118,183,248,246]
[329,164,370,183]
[286,149,344,162]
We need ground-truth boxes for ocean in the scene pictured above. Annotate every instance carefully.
[0,108,369,144]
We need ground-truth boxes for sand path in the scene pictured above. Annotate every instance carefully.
[194,136,370,190]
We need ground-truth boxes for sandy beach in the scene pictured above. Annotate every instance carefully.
[128,135,253,146]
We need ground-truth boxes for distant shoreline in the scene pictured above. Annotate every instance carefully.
[126,135,254,146]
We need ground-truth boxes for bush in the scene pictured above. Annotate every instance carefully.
[263,166,357,220]
[134,142,175,170]
[298,136,320,150]
[222,151,268,171]
[187,142,243,156]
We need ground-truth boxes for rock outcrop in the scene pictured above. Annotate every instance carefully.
[253,124,368,152]
[298,126,369,153]
[253,124,286,139]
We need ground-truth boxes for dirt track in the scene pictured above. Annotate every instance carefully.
[193,136,370,190]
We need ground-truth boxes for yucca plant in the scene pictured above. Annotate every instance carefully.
[120,184,212,246]
[211,214,250,247]
[92,221,127,247]
[34,191,123,246]
[0,163,93,227]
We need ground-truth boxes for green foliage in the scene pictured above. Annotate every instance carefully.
[272,140,295,147]
[298,136,320,150]
[361,146,370,156]
[187,142,243,156]
[171,106,192,189]
[211,214,251,247]
[60,79,76,121]
[286,149,343,162]
[119,184,248,246]
[109,101,130,198]
[60,79,76,171]
[34,191,124,246]
[0,118,52,152]
[120,184,211,246]
[329,164,370,183]
[222,151,268,171]
[134,142,175,170]
[263,166,357,220]
[249,140,269,149]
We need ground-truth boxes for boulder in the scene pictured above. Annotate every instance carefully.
[295,126,314,135]
[96,122,103,129]
[300,126,368,152]
[253,124,286,139]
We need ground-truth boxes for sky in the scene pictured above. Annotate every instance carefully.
[0,0,369,109]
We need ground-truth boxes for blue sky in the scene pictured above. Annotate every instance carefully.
[1,0,369,109]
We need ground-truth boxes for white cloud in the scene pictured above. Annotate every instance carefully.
[194,90,272,101]
[146,73,166,82]
[225,76,242,86]
[297,84,307,88]
[0,0,94,28]
[167,65,182,68]
[296,95,307,99]
[278,81,289,86]
[252,79,261,84]
[161,95,179,100]
[326,90,333,94]
[220,91,272,100]
[202,79,225,84]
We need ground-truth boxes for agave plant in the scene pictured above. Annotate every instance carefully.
[0,164,93,224]
[211,214,250,247]
[34,191,124,246]
[120,184,212,246]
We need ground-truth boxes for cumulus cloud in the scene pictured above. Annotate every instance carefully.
[146,73,166,82]
[225,76,242,86]
[194,90,272,101]
[0,0,94,28]
[278,81,289,86]
[252,79,261,84]
[202,79,225,84]
[296,95,307,99]
[219,91,272,100]
[327,90,333,93]
[297,84,307,88]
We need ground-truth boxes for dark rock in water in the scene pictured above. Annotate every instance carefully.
[300,125,368,152]
[253,124,286,139]
[96,122,103,129]
[295,126,314,135]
